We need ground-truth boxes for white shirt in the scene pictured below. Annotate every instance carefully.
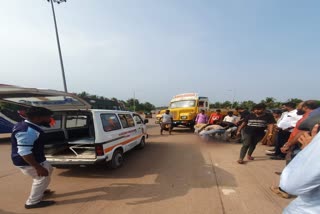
[162,113,172,123]
[223,115,238,124]
[280,132,320,214]
[277,110,302,131]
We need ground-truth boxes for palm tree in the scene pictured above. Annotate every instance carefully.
[77,91,90,98]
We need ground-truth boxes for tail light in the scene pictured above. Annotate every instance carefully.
[95,145,104,156]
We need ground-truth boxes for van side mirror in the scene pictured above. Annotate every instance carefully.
[144,119,149,124]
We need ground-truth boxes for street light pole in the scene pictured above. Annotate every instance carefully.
[48,0,68,92]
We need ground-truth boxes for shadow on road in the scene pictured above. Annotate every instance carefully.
[55,141,237,205]
[0,209,23,214]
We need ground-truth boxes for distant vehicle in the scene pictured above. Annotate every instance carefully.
[156,93,210,129]
[145,112,152,118]
[0,84,148,169]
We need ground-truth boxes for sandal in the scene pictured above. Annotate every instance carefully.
[247,155,254,161]
[237,159,244,164]
[270,186,290,199]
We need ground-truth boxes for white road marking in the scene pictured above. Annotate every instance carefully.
[221,188,236,195]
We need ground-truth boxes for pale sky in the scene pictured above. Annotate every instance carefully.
[1,0,319,106]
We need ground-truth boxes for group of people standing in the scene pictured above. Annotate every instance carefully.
[264,101,320,213]
[193,104,276,163]
[194,101,320,213]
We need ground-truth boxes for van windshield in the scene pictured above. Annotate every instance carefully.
[170,100,196,109]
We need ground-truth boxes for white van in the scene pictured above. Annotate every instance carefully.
[0,85,148,168]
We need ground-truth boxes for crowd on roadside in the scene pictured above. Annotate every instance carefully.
[193,109,241,141]
[193,100,320,213]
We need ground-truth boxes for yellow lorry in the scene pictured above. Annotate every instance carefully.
[156,93,210,129]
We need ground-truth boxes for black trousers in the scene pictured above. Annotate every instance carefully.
[239,132,264,160]
[275,130,291,157]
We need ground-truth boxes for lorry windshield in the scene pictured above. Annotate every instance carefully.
[170,100,196,109]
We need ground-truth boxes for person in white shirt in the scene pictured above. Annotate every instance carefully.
[223,111,238,124]
[271,102,302,160]
[160,110,173,135]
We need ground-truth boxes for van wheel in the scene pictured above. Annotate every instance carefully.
[137,137,145,149]
[110,149,124,169]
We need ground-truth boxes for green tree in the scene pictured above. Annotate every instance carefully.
[221,101,232,109]
[261,97,278,109]
[143,102,156,112]
[287,98,303,105]
[232,101,239,109]
[210,102,222,108]
[111,97,118,102]
[126,98,140,111]
[77,91,90,98]
[240,100,256,110]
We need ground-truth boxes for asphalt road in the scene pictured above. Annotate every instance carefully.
[0,119,290,214]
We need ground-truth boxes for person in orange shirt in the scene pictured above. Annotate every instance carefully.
[208,109,223,125]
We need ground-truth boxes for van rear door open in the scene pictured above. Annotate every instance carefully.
[0,84,91,111]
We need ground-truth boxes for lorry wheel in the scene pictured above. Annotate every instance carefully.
[136,137,145,149]
[110,149,124,169]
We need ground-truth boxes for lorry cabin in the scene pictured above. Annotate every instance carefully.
[156,93,209,129]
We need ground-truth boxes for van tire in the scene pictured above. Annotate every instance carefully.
[110,149,124,169]
[137,137,145,149]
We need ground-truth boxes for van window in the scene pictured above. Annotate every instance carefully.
[43,115,62,130]
[198,101,204,107]
[101,114,121,132]
[118,114,129,128]
[133,114,143,124]
[125,114,135,127]
[66,115,88,128]
[118,114,135,128]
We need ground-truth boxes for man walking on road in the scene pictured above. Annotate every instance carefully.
[235,107,250,144]
[236,104,275,164]
[11,107,55,209]
[160,109,173,135]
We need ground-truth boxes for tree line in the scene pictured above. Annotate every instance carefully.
[77,91,156,112]
[209,97,308,110]
[77,92,314,112]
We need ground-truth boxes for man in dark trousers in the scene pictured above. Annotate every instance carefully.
[236,104,275,164]
[11,107,55,209]
[235,107,250,143]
